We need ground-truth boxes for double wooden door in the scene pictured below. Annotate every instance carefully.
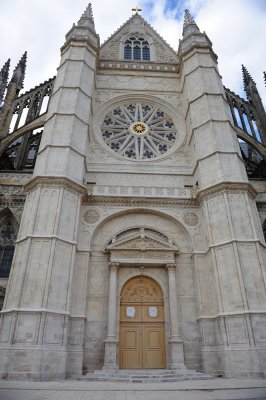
[120,276,166,369]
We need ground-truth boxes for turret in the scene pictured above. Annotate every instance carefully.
[178,9,215,58]
[64,3,99,49]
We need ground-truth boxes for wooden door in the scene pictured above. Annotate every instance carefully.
[120,276,166,369]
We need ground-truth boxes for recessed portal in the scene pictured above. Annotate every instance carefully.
[119,275,166,369]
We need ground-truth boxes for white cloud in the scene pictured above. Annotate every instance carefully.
[0,0,265,106]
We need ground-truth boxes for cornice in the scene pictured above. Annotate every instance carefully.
[197,181,257,201]
[86,195,198,208]
[24,176,87,196]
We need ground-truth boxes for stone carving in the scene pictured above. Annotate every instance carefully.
[83,208,100,224]
[90,184,191,199]
[87,144,107,163]
[121,276,163,302]
[0,185,24,195]
[112,250,174,260]
[183,212,199,226]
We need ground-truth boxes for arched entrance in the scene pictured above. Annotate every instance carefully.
[119,275,166,369]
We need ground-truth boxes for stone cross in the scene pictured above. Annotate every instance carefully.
[132,5,142,13]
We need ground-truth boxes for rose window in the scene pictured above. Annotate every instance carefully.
[101,102,177,160]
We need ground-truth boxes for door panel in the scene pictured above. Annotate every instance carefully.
[120,324,142,369]
[143,324,165,368]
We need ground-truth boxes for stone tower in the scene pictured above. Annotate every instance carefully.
[0,5,266,380]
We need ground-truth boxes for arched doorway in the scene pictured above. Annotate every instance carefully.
[119,275,166,369]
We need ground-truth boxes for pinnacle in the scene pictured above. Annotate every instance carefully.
[264,72,266,87]
[241,64,256,87]
[182,9,200,36]
[78,3,95,28]
[11,51,27,90]
[0,58,11,101]
[183,9,197,28]
[0,59,10,78]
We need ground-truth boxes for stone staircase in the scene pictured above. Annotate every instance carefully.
[80,368,214,383]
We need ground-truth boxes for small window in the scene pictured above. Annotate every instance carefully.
[123,37,150,61]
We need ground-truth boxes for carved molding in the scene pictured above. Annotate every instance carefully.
[87,195,198,207]
[0,185,24,195]
[99,61,178,73]
[197,182,257,202]
[107,231,178,264]
[88,184,191,199]
[0,196,25,208]
[0,173,32,184]
[25,176,87,196]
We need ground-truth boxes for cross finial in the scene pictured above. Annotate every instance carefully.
[132,5,142,14]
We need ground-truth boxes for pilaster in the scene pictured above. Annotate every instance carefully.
[103,263,119,370]
[166,264,185,370]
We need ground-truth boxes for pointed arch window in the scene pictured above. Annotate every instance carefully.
[124,37,150,61]
[0,220,16,278]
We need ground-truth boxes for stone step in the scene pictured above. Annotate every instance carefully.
[80,369,214,382]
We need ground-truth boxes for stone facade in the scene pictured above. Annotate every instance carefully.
[0,7,266,380]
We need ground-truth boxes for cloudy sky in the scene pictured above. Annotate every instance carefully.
[1,0,266,106]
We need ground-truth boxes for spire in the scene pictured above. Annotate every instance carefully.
[242,65,256,87]
[182,9,200,36]
[11,51,27,91]
[0,59,10,101]
[183,9,196,28]
[241,64,260,101]
[264,72,266,87]
[64,3,99,45]
[77,3,95,30]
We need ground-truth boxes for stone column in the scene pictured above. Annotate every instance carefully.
[166,264,185,370]
[103,263,119,370]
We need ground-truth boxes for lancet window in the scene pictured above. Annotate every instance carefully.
[0,220,16,278]
[124,37,150,61]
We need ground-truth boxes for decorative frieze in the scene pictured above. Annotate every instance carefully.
[99,61,178,72]
[88,184,191,199]
[0,185,24,195]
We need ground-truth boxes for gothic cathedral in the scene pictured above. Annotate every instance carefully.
[0,5,266,380]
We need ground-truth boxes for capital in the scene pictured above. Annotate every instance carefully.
[109,262,119,272]
[166,263,176,272]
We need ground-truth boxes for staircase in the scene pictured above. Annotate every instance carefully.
[80,369,214,383]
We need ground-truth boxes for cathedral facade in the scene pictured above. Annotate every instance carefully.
[0,5,266,380]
